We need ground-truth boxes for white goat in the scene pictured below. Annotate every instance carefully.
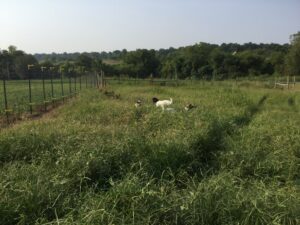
[152,97,173,110]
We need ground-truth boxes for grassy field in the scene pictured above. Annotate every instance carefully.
[0,81,299,225]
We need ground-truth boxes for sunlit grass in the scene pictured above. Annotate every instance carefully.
[0,81,299,225]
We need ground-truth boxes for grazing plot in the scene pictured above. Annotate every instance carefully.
[0,76,95,125]
[0,80,65,114]
[0,82,299,225]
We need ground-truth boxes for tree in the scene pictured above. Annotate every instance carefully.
[76,54,93,71]
[210,49,226,76]
[285,32,300,75]
[0,50,12,78]
[8,45,17,54]
[269,51,285,75]
[92,59,104,73]
[124,49,160,78]
[14,54,38,79]
[199,65,213,79]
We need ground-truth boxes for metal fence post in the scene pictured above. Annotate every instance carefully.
[60,70,64,102]
[69,75,72,96]
[41,67,47,111]
[79,74,82,90]
[50,67,55,106]
[27,65,34,114]
[75,74,77,94]
[86,73,88,88]
[3,63,9,124]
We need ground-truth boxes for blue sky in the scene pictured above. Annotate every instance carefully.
[0,0,299,53]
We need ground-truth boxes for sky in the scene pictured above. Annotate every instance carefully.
[0,0,299,54]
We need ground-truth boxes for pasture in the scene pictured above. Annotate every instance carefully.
[0,77,95,121]
[0,81,299,225]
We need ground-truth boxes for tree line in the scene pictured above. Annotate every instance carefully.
[1,32,299,80]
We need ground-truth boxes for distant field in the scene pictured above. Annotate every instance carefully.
[0,81,299,224]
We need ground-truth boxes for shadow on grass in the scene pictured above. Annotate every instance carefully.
[189,95,268,175]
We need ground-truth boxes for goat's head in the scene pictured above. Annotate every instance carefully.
[152,97,159,104]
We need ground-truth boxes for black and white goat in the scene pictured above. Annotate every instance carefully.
[152,97,173,110]
[135,99,142,108]
[184,103,196,111]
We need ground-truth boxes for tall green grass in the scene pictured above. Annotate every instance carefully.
[0,82,299,224]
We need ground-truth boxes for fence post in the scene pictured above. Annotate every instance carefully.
[50,67,55,106]
[79,74,82,90]
[3,63,9,124]
[60,69,64,102]
[27,65,34,114]
[94,73,97,87]
[74,74,77,94]
[135,73,138,84]
[103,71,106,87]
[69,75,72,96]
[41,67,47,111]
[86,73,88,88]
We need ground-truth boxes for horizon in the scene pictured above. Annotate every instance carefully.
[31,41,289,55]
[0,0,299,54]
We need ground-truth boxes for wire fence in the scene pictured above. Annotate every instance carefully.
[105,75,299,88]
[1,72,298,127]
[0,72,97,126]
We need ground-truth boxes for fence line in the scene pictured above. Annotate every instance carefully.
[274,76,296,89]
[0,70,97,127]
[104,76,299,87]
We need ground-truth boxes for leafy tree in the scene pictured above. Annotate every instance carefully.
[199,65,213,79]
[210,49,227,76]
[124,49,160,78]
[76,54,93,71]
[1,39,294,80]
[14,54,38,79]
[285,32,300,75]
[92,59,104,73]
[161,60,175,78]
[269,52,285,75]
